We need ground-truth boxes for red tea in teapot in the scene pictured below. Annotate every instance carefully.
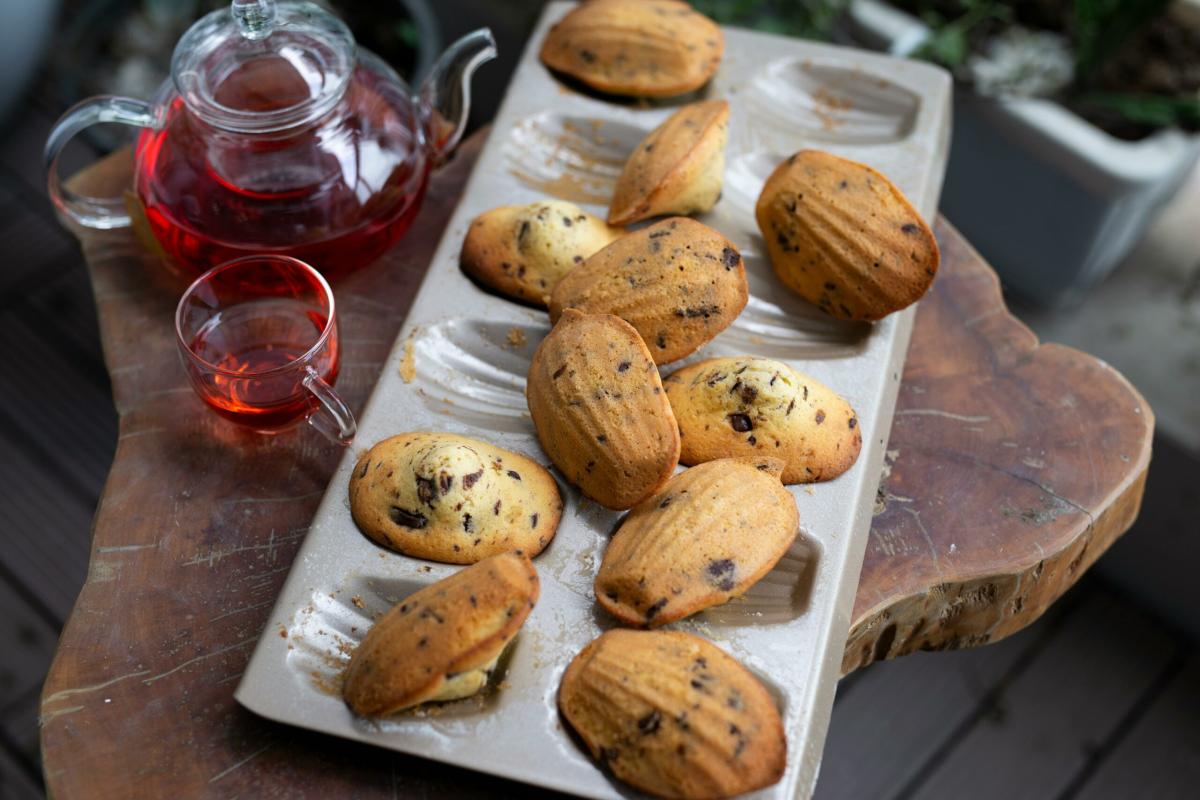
[45,0,495,279]
[135,57,429,278]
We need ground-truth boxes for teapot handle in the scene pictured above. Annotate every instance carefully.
[44,96,156,229]
[418,29,497,166]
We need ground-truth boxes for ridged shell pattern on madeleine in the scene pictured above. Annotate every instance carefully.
[559,629,786,799]
[526,309,680,510]
[461,200,623,307]
[755,149,939,321]
[349,433,563,564]
[596,457,799,627]
[539,0,724,98]
[549,217,748,365]
[608,100,729,226]
[343,552,539,716]
[664,357,862,483]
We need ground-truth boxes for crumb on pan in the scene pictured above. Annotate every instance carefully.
[399,331,417,383]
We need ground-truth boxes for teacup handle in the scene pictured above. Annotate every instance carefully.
[303,367,357,446]
[44,96,156,229]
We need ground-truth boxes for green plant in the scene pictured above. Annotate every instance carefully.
[690,0,849,40]
[1067,0,1199,131]
[895,0,1199,133]
[1072,0,1172,81]
[1076,92,1200,129]
[909,0,1010,70]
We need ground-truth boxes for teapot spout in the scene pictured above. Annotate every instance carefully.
[419,29,497,165]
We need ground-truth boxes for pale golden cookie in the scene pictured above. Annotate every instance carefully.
[609,100,729,226]
[559,629,786,799]
[343,552,538,716]
[526,309,679,510]
[663,357,862,483]
[596,457,798,627]
[349,432,562,564]
[461,200,623,308]
[755,149,939,321]
[549,217,748,365]
[539,0,723,98]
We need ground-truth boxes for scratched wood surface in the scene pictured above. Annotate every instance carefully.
[843,230,1154,672]
[39,133,1152,798]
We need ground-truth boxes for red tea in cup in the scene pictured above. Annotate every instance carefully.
[175,255,355,444]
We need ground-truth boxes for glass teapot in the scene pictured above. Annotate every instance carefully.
[45,0,495,278]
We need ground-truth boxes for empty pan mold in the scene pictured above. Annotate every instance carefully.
[740,58,920,148]
[504,112,648,204]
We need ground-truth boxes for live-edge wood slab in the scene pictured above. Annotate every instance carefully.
[39,134,1152,798]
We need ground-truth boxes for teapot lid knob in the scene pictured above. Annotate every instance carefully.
[232,0,276,41]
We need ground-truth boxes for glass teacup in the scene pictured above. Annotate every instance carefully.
[175,255,356,445]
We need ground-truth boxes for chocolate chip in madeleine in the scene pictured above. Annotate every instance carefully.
[350,433,563,564]
[539,0,723,99]
[461,200,622,308]
[609,100,729,226]
[664,357,862,483]
[558,629,786,798]
[595,457,798,626]
[526,309,679,510]
[549,218,748,365]
[343,552,539,716]
[755,149,939,320]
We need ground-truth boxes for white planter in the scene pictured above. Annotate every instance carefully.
[848,0,1200,307]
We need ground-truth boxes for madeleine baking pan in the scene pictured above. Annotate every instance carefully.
[237,4,950,797]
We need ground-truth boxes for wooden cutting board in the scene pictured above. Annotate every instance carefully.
[37,133,1151,798]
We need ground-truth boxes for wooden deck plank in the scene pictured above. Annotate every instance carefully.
[0,742,41,800]
[1,686,44,795]
[906,589,1181,800]
[0,185,22,236]
[814,589,1075,800]
[0,579,57,712]
[1073,652,1200,800]
[0,312,116,500]
[0,208,75,297]
[19,263,108,374]
[0,427,98,622]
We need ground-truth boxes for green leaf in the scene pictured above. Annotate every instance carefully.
[689,0,850,40]
[1076,92,1200,128]
[1074,0,1172,79]
[918,26,969,68]
[909,1,1010,70]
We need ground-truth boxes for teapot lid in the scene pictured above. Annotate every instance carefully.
[172,0,356,133]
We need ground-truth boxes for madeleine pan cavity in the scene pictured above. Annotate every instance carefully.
[504,112,647,204]
[409,319,543,433]
[742,58,920,146]
[703,153,872,358]
[697,535,819,627]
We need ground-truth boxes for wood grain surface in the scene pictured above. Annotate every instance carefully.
[844,229,1154,672]
[38,134,1152,798]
